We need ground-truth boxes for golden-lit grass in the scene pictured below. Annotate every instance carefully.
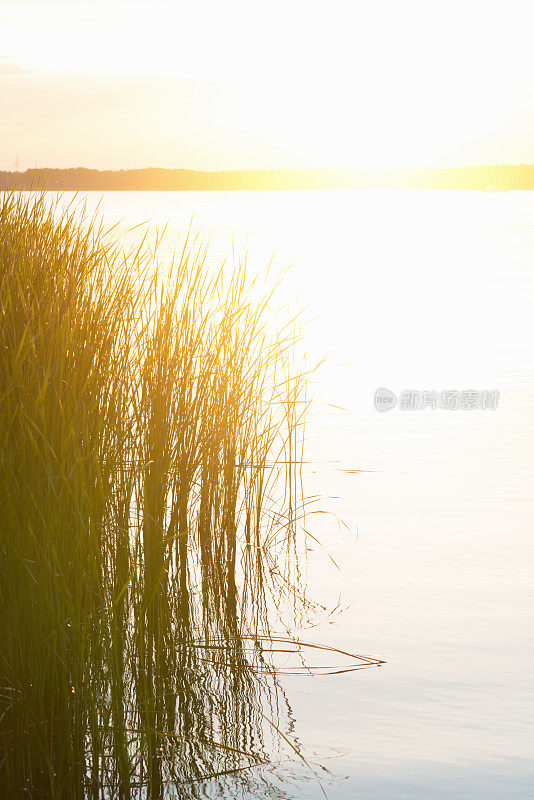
[0,192,310,798]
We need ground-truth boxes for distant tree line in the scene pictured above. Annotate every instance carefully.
[1,165,533,190]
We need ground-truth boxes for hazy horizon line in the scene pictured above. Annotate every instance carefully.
[3,164,533,191]
[3,163,534,174]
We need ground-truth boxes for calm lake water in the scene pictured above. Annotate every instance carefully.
[59,190,533,798]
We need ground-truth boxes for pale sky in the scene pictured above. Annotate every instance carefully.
[1,0,533,171]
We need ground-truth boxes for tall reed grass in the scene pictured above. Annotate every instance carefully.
[0,192,309,798]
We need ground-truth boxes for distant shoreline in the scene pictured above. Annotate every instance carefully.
[2,165,533,191]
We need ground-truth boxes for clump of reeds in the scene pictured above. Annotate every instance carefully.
[0,192,309,798]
